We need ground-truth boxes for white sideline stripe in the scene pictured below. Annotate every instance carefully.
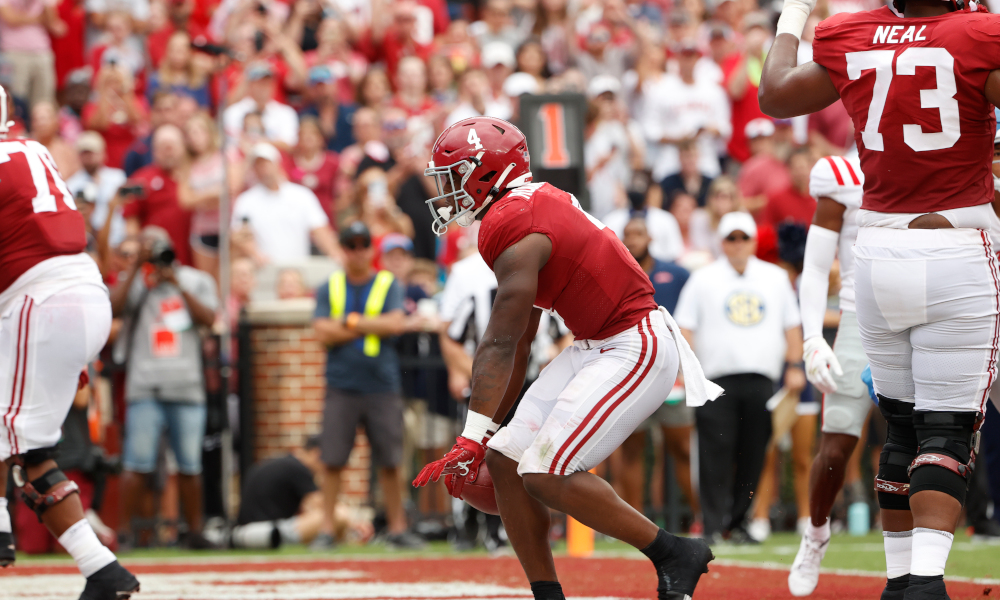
[593,549,1000,585]
[712,558,1000,585]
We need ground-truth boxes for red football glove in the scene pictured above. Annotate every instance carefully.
[412,436,487,499]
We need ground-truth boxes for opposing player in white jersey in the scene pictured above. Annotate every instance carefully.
[787,155,868,596]
[0,84,140,599]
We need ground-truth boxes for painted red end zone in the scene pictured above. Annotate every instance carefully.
[0,557,993,600]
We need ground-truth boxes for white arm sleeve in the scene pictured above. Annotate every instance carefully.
[799,225,839,341]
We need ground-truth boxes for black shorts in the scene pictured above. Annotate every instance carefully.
[321,388,404,468]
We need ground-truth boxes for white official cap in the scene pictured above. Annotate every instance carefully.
[503,72,539,97]
[481,42,516,69]
[249,142,281,163]
[744,118,776,140]
[587,74,621,99]
[718,211,758,239]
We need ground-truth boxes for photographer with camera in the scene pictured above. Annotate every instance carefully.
[109,225,219,550]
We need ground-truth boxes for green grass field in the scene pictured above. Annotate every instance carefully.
[13,530,1000,581]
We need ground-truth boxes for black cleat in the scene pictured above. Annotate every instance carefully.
[880,574,909,600]
[654,536,715,600]
[902,575,949,600]
[79,561,140,600]
[0,531,14,567]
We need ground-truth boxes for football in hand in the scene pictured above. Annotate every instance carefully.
[461,461,499,515]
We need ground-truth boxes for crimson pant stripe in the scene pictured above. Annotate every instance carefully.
[979,231,1000,414]
[558,315,659,475]
[3,299,30,454]
[8,298,33,455]
[547,320,649,475]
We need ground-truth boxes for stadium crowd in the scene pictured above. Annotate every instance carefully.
[3,0,1000,554]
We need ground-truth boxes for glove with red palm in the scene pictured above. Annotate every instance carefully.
[412,436,487,499]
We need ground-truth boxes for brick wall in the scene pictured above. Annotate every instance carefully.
[247,299,371,503]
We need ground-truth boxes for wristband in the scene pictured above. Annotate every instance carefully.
[786,361,806,370]
[345,312,361,330]
[776,0,812,39]
[461,410,501,443]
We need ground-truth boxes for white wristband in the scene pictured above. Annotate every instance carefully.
[776,0,811,39]
[461,410,500,442]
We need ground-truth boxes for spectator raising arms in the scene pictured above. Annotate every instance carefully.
[83,63,149,169]
[110,226,219,551]
[223,62,299,151]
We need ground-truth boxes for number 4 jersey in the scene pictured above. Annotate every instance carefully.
[478,182,657,341]
[0,139,103,317]
[812,7,1000,213]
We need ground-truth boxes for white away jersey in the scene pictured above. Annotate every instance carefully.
[809,155,864,312]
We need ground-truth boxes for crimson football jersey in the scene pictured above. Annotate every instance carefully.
[478,182,657,341]
[812,7,1000,213]
[0,139,86,294]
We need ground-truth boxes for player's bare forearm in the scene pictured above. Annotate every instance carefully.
[492,307,541,424]
[758,34,840,118]
[468,234,551,421]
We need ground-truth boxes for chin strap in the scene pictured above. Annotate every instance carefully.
[465,162,517,224]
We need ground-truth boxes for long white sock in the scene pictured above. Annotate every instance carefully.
[883,530,913,579]
[806,519,831,541]
[910,527,953,577]
[57,519,116,577]
[0,498,10,533]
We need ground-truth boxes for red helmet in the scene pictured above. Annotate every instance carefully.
[424,117,532,235]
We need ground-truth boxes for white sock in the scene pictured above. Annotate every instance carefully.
[910,527,953,577]
[0,498,10,533]
[806,519,831,541]
[58,519,116,577]
[883,529,913,579]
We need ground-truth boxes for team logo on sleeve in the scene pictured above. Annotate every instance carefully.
[726,292,765,326]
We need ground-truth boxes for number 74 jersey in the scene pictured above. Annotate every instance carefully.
[812,6,1000,214]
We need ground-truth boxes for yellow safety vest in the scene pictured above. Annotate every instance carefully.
[329,270,395,357]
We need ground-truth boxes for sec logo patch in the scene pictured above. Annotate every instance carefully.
[726,292,765,326]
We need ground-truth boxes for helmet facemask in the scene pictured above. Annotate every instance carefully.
[425,154,483,236]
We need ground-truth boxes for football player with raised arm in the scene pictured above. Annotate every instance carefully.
[413,117,722,600]
[760,2,1000,598]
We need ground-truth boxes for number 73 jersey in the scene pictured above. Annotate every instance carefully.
[0,139,87,295]
[812,7,1000,214]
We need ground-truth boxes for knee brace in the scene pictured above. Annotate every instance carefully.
[10,451,79,520]
[875,396,918,510]
[908,410,981,505]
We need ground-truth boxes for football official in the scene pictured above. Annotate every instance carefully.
[674,211,805,543]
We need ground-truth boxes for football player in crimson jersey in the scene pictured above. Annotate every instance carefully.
[0,83,140,599]
[412,117,721,600]
[760,0,1000,598]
